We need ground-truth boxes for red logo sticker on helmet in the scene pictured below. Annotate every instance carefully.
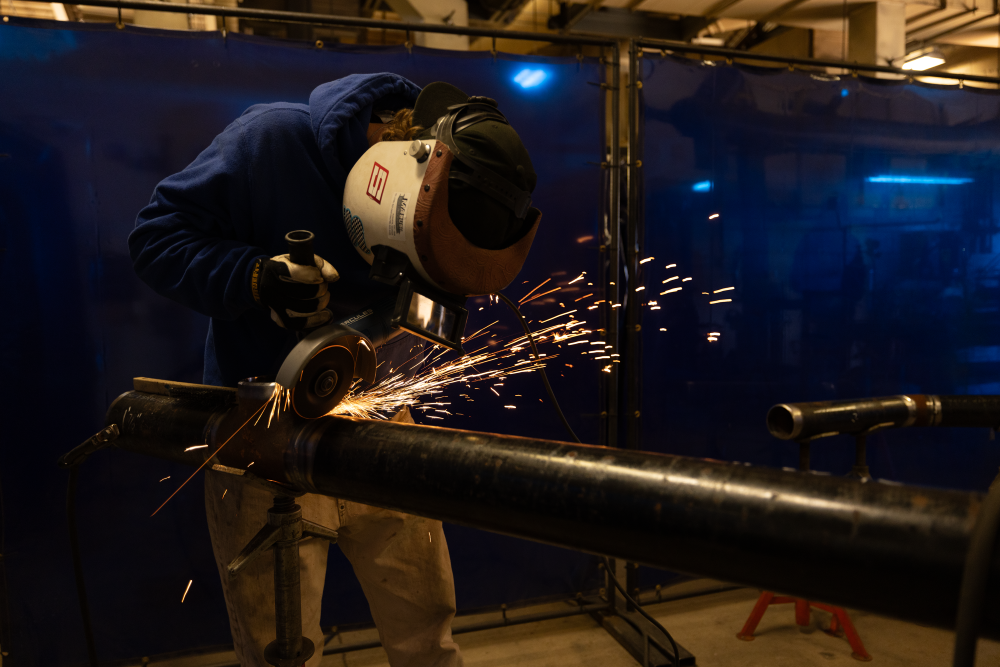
[367,162,389,204]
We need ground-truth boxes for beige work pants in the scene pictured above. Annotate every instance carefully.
[204,429,463,667]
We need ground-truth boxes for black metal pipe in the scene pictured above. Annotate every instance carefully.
[12,0,613,45]
[767,394,1000,441]
[906,2,948,26]
[106,384,1000,636]
[634,37,1000,85]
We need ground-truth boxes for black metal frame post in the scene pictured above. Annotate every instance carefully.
[624,38,643,602]
[592,38,696,667]
[625,38,642,458]
[601,42,621,453]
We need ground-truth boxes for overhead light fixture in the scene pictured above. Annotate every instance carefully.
[866,175,973,185]
[902,49,945,71]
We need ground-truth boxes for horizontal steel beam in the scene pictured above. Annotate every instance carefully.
[106,381,1000,637]
[10,0,615,45]
[634,36,1000,85]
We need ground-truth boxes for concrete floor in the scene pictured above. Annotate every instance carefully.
[144,583,1000,667]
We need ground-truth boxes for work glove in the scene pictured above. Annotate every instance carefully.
[251,254,339,330]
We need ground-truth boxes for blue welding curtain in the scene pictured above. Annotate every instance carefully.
[0,20,606,666]
[638,56,1000,493]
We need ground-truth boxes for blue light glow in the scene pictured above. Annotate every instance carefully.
[513,69,547,88]
[866,175,973,185]
[692,180,712,193]
[840,89,849,97]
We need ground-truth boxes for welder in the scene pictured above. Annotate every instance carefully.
[128,73,539,667]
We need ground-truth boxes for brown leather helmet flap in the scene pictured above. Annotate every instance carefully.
[412,143,540,297]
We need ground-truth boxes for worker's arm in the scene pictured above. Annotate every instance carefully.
[128,118,267,321]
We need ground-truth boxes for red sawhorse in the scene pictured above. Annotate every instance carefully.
[736,591,872,661]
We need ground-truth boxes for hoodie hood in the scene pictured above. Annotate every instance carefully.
[309,72,421,184]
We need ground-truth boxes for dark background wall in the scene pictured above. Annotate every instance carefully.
[638,55,1000,493]
[0,21,608,666]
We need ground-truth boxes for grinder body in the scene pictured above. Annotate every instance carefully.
[275,230,407,419]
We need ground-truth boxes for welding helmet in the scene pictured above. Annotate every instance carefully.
[342,83,541,300]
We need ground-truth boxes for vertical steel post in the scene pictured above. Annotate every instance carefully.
[602,42,621,452]
[624,37,644,608]
[625,39,642,454]
[271,496,304,661]
[600,41,622,616]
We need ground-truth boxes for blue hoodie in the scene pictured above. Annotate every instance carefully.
[130,73,422,387]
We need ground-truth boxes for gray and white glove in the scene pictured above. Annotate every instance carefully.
[251,254,340,330]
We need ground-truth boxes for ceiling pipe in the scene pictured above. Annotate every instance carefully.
[906,6,977,38]
[908,10,998,50]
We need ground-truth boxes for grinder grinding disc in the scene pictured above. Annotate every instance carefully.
[276,324,377,419]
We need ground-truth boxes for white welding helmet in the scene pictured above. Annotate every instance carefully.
[342,84,541,297]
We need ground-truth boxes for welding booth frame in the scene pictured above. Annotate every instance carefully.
[5,2,637,661]
[619,34,1000,603]
[14,4,1000,662]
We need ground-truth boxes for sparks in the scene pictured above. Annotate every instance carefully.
[710,298,732,305]
[663,277,679,283]
[639,257,654,264]
[184,445,208,452]
[331,342,552,421]
[665,264,676,269]
[540,310,576,323]
[181,580,193,603]
[521,286,561,304]
[574,293,594,302]
[713,287,734,293]
[159,476,170,482]
[519,278,550,303]
[151,384,284,517]
[568,274,586,284]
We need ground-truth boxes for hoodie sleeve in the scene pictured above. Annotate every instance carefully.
[129,118,267,321]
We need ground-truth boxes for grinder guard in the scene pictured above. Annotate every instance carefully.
[275,324,376,419]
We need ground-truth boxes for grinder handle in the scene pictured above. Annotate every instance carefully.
[285,230,316,267]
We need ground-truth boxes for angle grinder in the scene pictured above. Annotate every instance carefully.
[275,230,471,419]
[275,231,389,419]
